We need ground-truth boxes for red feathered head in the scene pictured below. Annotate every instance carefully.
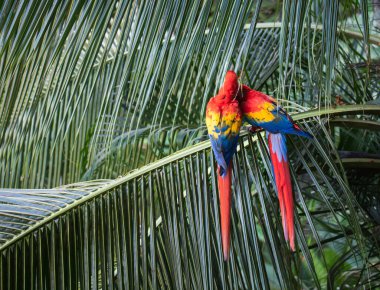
[223,70,239,97]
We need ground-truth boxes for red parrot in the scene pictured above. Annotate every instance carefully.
[238,85,312,251]
[206,71,242,260]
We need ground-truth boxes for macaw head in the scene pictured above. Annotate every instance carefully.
[223,70,239,97]
[214,71,239,103]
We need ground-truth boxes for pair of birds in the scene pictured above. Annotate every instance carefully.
[206,71,312,261]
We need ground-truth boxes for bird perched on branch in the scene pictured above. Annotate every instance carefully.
[206,71,242,260]
[238,85,312,251]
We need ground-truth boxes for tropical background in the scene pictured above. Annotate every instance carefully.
[1,0,380,289]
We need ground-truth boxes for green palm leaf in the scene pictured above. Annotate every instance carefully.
[1,1,380,289]
[1,1,379,187]
[1,107,379,289]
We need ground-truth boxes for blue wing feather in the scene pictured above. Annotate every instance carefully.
[210,136,227,175]
[209,134,239,177]
[256,107,313,138]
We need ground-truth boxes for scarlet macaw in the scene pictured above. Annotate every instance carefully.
[206,71,242,260]
[238,85,312,251]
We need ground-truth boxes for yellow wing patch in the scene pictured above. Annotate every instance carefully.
[206,108,241,139]
[206,110,221,138]
[222,112,241,136]
[246,102,276,122]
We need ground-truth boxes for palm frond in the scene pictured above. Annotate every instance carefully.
[1,1,379,188]
[1,106,379,289]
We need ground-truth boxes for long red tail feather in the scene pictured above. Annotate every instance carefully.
[268,133,295,251]
[217,164,232,260]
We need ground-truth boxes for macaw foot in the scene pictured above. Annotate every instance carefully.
[249,126,261,133]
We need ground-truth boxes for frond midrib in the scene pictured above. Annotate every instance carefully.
[1,104,379,251]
